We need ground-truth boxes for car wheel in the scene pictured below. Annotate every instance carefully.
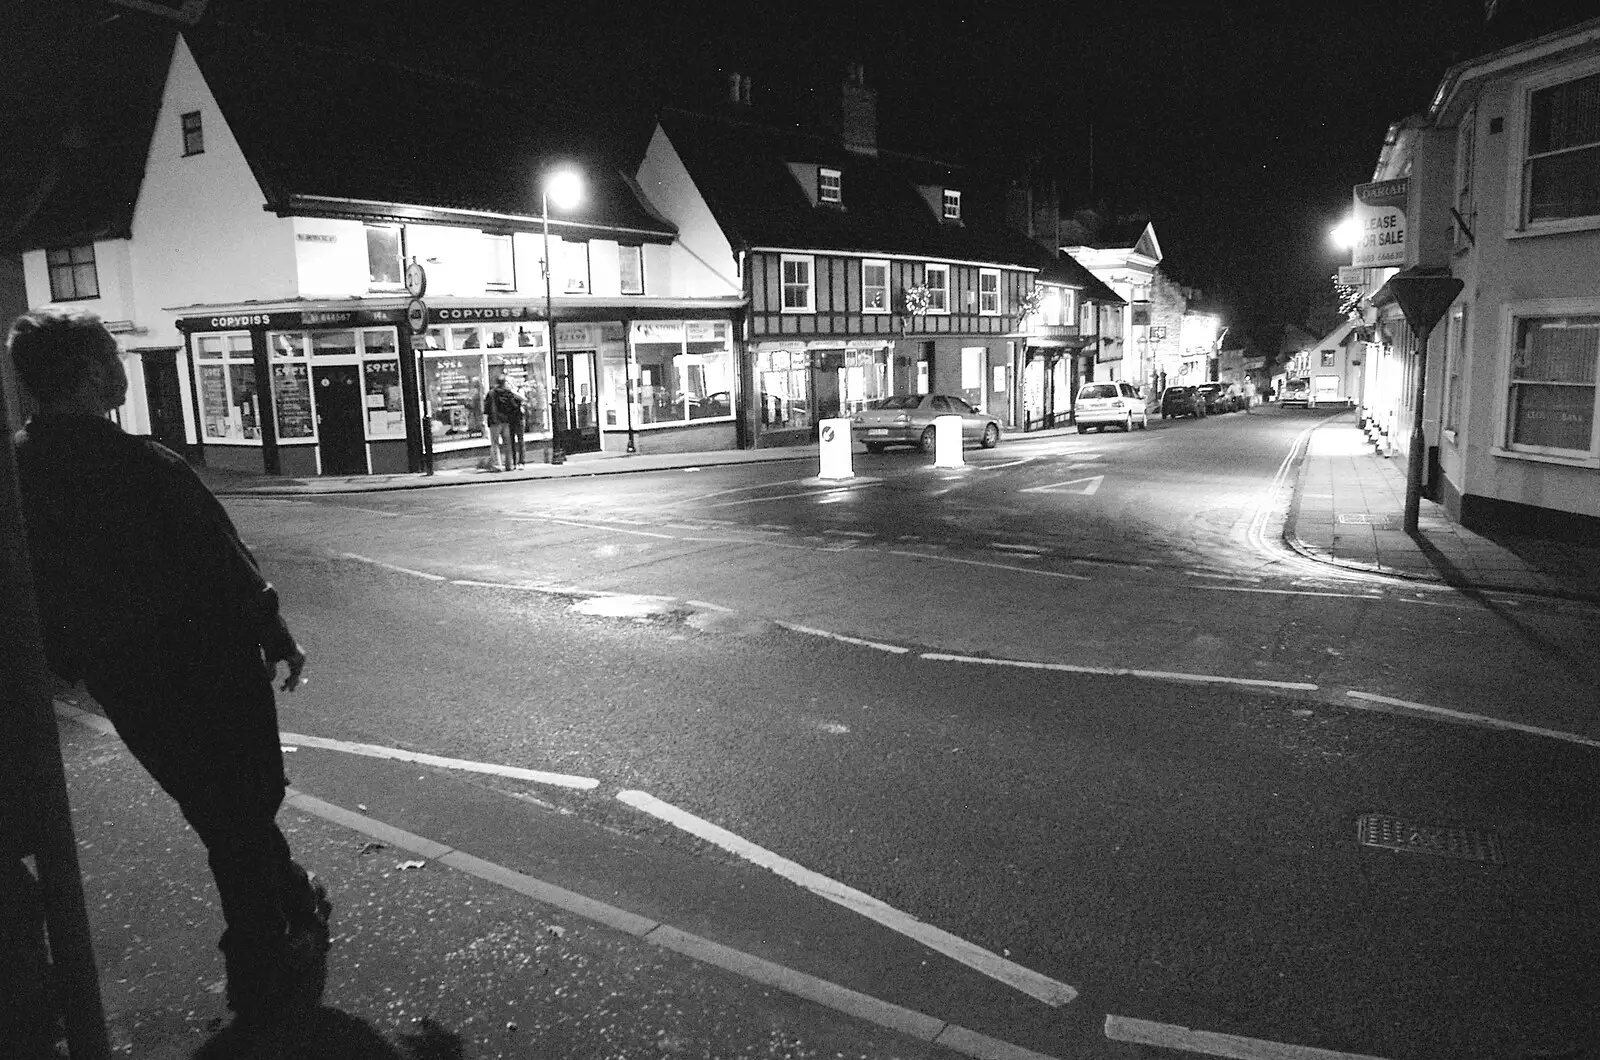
[980,423,1000,449]
[920,426,938,454]
[1123,414,1133,432]
[1139,412,1149,430]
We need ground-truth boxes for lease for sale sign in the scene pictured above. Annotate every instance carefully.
[1352,178,1409,268]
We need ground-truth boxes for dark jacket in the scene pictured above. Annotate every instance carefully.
[483,384,523,427]
[13,415,292,711]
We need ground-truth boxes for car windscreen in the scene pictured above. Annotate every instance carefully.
[1079,385,1118,400]
[871,395,925,409]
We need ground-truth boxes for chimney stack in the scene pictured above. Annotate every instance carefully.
[841,64,877,155]
[726,72,752,107]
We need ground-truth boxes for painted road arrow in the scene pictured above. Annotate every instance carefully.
[1021,474,1103,496]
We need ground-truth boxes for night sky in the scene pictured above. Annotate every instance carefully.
[2,0,1518,346]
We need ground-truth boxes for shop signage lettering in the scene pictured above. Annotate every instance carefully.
[634,322,684,342]
[1352,178,1409,269]
[209,314,272,329]
[557,324,596,346]
[685,321,727,342]
[192,309,401,331]
[435,306,532,322]
[296,233,338,243]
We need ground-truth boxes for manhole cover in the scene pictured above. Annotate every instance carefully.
[1356,814,1503,864]
[1337,512,1394,525]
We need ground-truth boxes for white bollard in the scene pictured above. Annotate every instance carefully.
[933,415,964,468]
[817,417,855,480]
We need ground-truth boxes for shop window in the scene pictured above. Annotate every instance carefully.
[862,259,888,312]
[619,245,644,295]
[365,224,403,288]
[630,321,734,426]
[942,189,961,221]
[781,255,813,312]
[924,264,949,313]
[1444,305,1467,435]
[979,269,1000,315]
[819,168,842,204]
[1523,68,1600,225]
[840,347,890,415]
[181,110,204,156]
[362,330,405,437]
[484,233,514,290]
[193,332,260,442]
[758,347,810,429]
[1505,312,1599,459]
[47,244,99,301]
[417,322,549,448]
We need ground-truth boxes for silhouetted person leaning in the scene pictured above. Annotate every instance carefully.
[8,309,331,1030]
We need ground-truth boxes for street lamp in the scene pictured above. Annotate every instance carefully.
[541,167,583,463]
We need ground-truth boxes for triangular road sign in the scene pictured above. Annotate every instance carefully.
[1021,475,1103,496]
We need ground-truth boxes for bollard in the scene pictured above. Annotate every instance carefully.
[933,415,964,468]
[817,418,854,480]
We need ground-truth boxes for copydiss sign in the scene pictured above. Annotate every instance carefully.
[1352,178,1409,268]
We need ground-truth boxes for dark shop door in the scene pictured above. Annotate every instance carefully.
[313,364,366,475]
[551,350,601,454]
[139,348,187,454]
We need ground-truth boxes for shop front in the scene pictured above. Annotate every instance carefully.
[1020,334,1093,431]
[179,303,741,474]
[753,339,894,445]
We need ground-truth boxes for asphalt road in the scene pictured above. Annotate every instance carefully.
[229,406,1600,1059]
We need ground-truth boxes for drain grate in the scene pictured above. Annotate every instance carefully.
[1337,512,1395,525]
[1357,814,1504,864]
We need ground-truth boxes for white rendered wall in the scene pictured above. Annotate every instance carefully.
[633,125,741,298]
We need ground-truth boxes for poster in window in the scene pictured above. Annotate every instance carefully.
[272,362,314,439]
[200,364,229,437]
[230,364,259,439]
[363,358,404,436]
[423,356,485,439]
[619,246,643,295]
[1512,385,1593,451]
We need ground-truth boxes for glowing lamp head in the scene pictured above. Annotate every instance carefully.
[1330,217,1360,250]
[544,169,584,212]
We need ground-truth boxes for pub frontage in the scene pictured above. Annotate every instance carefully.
[176,298,743,476]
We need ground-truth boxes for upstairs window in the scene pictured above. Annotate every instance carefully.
[365,224,403,288]
[1454,105,1476,250]
[781,254,813,312]
[484,233,514,290]
[619,245,644,295]
[862,259,888,312]
[47,244,99,301]
[942,189,961,221]
[181,110,204,156]
[1524,69,1600,224]
[819,167,842,204]
[978,269,1000,314]
[559,240,590,294]
[924,264,949,312]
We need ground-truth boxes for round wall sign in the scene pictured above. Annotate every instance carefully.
[406,298,428,332]
[405,260,427,297]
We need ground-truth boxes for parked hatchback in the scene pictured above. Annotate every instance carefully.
[1074,381,1148,433]
[1160,385,1205,419]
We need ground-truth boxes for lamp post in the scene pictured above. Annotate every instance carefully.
[1384,272,1463,535]
[541,167,583,463]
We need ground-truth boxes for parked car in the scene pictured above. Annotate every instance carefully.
[854,394,1001,453]
[1073,381,1148,433]
[1160,385,1205,419]
[1195,382,1242,414]
[1280,379,1311,408]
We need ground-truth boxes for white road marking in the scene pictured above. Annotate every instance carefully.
[1203,585,1385,600]
[687,599,735,612]
[982,456,1035,469]
[614,790,1078,1007]
[989,542,1048,553]
[774,621,910,654]
[887,550,1092,581]
[449,578,606,598]
[822,529,877,537]
[923,652,1319,692]
[535,516,678,539]
[701,484,880,508]
[1020,475,1103,496]
[279,732,600,789]
[663,479,811,504]
[1345,690,1600,750]
[1105,1014,1391,1060]
[341,553,447,581]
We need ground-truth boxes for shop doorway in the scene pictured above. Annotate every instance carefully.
[552,350,600,454]
[138,348,186,454]
[312,364,366,475]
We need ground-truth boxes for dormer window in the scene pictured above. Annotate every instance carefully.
[942,189,962,221]
[819,168,842,204]
[181,110,204,156]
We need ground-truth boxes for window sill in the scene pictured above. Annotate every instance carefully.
[200,437,263,446]
[1506,216,1600,240]
[1490,445,1599,469]
[779,307,815,315]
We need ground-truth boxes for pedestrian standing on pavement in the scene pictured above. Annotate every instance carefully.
[483,373,523,471]
[7,308,332,1030]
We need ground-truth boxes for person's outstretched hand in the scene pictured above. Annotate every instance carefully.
[263,615,307,692]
